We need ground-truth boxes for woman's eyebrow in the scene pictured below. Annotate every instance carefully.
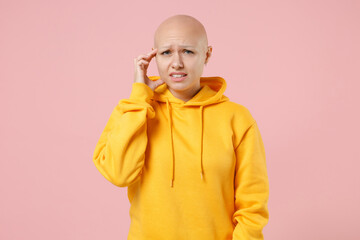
[160,45,196,49]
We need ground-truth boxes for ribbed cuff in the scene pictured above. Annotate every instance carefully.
[129,82,154,101]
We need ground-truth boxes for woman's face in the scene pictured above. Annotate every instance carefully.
[154,28,211,94]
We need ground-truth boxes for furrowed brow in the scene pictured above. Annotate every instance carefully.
[160,45,196,49]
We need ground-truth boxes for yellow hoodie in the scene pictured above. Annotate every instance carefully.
[93,76,269,240]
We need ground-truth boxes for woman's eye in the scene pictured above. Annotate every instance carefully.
[161,50,193,55]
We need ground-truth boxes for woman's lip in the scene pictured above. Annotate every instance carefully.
[170,72,187,75]
[170,75,187,82]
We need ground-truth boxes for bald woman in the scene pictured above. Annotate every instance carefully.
[93,14,269,240]
[134,15,212,102]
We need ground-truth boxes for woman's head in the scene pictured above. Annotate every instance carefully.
[153,15,212,100]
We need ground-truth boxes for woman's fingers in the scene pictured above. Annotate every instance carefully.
[147,48,158,59]
[136,55,147,61]
[134,58,149,67]
[133,48,158,85]
[136,48,157,62]
[137,59,149,70]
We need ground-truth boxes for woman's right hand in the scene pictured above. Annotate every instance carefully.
[134,48,165,91]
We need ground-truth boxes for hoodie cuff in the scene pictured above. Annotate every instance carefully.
[129,82,154,102]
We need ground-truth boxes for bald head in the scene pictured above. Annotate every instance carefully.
[154,15,209,53]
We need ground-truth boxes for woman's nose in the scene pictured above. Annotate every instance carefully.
[171,53,184,69]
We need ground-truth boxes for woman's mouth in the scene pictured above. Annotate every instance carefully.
[170,73,187,82]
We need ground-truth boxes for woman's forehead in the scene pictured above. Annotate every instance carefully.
[157,43,198,49]
[155,32,206,50]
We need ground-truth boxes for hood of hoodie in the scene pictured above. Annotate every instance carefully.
[148,76,229,187]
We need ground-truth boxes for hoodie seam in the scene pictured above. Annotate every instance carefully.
[234,120,257,151]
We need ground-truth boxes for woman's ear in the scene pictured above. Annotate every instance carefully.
[205,46,213,65]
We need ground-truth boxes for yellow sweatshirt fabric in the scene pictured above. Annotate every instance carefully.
[93,76,269,240]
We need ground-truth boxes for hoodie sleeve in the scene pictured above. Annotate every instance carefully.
[232,121,270,240]
[92,82,155,187]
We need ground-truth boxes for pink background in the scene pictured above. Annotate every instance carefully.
[1,0,359,239]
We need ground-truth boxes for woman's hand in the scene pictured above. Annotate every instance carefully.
[134,48,165,91]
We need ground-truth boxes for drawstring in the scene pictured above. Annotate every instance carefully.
[166,98,175,187]
[165,98,205,188]
[199,105,204,180]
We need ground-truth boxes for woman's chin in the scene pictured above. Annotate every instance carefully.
[166,82,189,91]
